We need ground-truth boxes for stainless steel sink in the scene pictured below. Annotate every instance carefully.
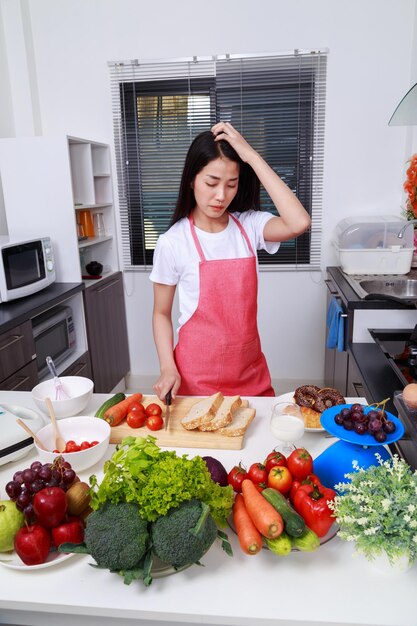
[343,272,417,303]
[358,278,417,299]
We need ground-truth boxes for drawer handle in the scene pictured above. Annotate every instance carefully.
[70,364,86,376]
[324,279,338,295]
[352,382,365,397]
[97,280,118,293]
[0,334,24,352]
[8,375,30,391]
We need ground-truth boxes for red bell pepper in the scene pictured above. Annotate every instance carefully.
[289,473,322,504]
[293,482,336,537]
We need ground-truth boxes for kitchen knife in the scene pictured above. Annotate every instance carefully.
[165,389,172,431]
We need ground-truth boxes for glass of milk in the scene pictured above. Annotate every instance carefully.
[270,402,305,454]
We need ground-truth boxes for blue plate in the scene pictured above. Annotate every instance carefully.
[320,404,404,446]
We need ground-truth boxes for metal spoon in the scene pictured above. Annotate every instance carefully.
[16,418,48,451]
[45,397,66,452]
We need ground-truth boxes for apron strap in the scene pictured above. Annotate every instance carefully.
[188,213,256,260]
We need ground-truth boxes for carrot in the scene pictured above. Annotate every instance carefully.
[233,493,262,555]
[241,479,284,539]
[103,393,143,426]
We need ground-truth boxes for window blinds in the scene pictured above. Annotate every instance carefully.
[109,50,327,270]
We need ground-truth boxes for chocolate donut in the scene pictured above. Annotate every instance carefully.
[293,385,321,409]
[315,387,345,412]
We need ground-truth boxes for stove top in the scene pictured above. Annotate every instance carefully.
[370,327,417,386]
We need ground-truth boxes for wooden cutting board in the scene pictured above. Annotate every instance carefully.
[109,395,252,450]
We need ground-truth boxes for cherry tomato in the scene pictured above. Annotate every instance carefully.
[90,441,99,447]
[65,441,81,453]
[127,411,147,428]
[128,401,146,414]
[267,466,293,494]
[145,403,163,417]
[146,414,164,431]
[248,462,268,484]
[80,441,91,450]
[264,450,287,472]
[227,464,248,492]
[287,448,313,480]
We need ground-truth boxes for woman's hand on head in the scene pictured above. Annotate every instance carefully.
[153,369,181,402]
[211,121,258,164]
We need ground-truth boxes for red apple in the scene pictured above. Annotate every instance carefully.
[52,516,84,549]
[32,487,67,528]
[14,524,51,565]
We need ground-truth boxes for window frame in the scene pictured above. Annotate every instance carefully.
[109,50,327,271]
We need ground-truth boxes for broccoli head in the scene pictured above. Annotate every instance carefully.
[151,498,217,568]
[84,501,149,571]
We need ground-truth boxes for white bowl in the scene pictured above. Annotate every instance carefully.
[34,416,111,472]
[32,376,94,419]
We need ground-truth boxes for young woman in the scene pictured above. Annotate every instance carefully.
[150,121,311,401]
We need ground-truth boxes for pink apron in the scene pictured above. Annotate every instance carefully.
[174,214,275,397]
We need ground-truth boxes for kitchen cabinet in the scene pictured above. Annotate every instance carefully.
[83,272,130,392]
[0,320,37,391]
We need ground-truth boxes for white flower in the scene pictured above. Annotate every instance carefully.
[404,514,411,523]
[381,499,391,511]
[364,527,379,535]
[407,504,416,513]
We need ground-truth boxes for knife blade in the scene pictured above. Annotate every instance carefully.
[165,389,172,431]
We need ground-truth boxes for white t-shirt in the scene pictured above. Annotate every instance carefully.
[149,210,280,330]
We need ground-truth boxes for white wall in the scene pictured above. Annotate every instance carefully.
[0,0,416,389]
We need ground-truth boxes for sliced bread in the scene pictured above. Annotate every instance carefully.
[217,406,256,437]
[180,392,224,430]
[198,395,242,432]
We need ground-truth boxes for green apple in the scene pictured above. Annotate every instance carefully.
[0,500,25,552]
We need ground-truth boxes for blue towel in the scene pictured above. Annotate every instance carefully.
[326,297,345,351]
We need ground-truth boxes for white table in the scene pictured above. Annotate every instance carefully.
[0,391,415,626]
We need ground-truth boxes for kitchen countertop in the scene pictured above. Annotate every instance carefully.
[0,391,416,626]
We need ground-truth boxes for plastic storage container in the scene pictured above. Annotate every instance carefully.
[333,216,414,275]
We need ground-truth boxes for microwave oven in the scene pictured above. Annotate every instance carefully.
[0,236,56,303]
[32,305,76,379]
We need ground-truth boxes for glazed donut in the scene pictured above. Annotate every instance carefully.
[293,385,321,409]
[315,387,345,412]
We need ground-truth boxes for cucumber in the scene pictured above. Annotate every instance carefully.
[290,527,320,552]
[265,532,292,556]
[262,488,306,537]
[95,393,126,419]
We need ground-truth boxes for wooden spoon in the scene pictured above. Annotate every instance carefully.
[16,418,48,452]
[45,397,66,453]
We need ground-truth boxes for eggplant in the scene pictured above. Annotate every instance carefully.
[202,456,228,486]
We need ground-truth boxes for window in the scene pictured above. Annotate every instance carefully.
[109,50,327,270]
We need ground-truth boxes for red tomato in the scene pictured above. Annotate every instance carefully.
[80,441,91,450]
[65,440,81,453]
[267,466,293,494]
[227,464,248,493]
[145,403,163,417]
[264,450,287,472]
[128,401,146,414]
[248,462,268,484]
[127,411,147,429]
[146,414,164,431]
[90,441,99,447]
[287,448,313,480]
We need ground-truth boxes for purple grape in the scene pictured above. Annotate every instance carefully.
[340,408,351,419]
[23,503,34,520]
[354,422,367,435]
[334,413,344,425]
[350,411,362,422]
[30,461,43,471]
[351,403,364,413]
[16,492,31,510]
[63,469,76,484]
[22,468,35,484]
[368,418,382,433]
[374,430,387,443]
[383,420,396,434]
[30,479,45,493]
[343,418,354,430]
[13,470,24,484]
[5,481,21,500]
[38,465,52,481]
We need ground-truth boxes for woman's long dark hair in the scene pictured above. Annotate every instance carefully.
[170,131,260,226]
